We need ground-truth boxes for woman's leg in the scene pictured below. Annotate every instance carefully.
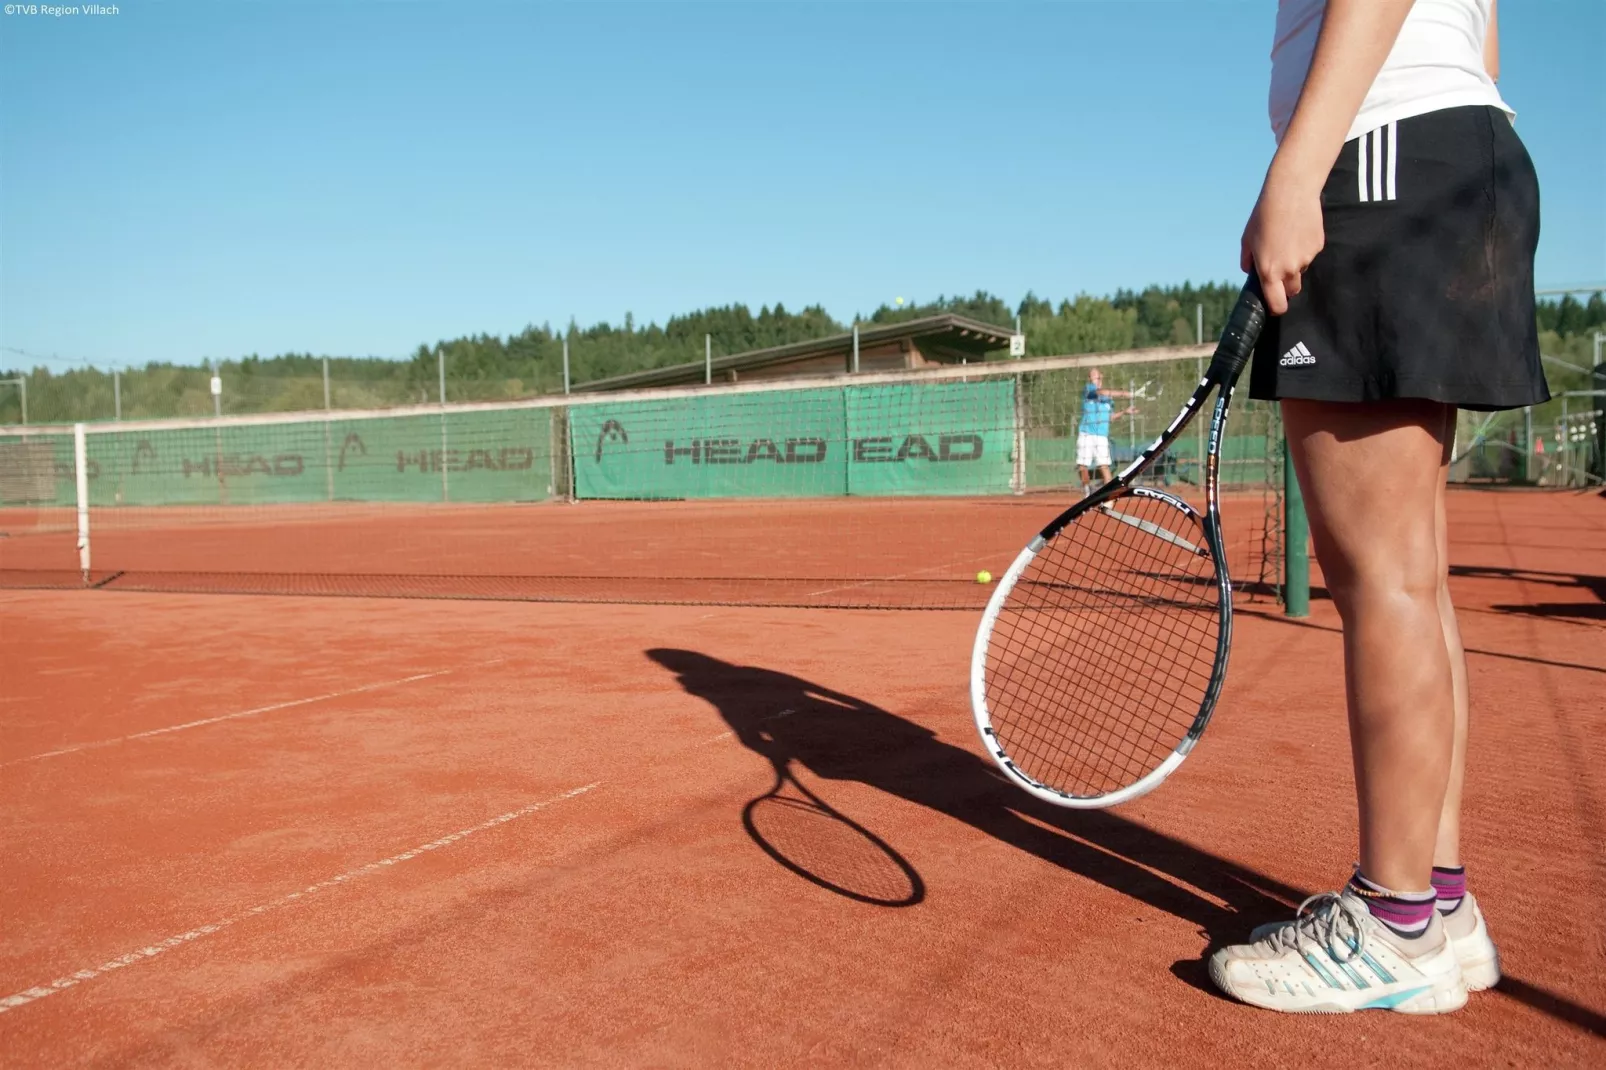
[1208,397,1470,1013]
[1281,398,1457,893]
[1433,407,1470,870]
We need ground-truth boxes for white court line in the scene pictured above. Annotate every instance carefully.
[0,781,600,1016]
[3,662,501,768]
[806,559,977,599]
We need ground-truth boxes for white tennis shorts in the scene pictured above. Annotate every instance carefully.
[1076,432,1112,468]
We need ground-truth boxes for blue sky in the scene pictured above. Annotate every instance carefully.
[2,0,1601,371]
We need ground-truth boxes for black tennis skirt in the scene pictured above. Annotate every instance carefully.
[1249,105,1549,412]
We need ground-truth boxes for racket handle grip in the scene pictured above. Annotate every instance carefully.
[1207,275,1268,381]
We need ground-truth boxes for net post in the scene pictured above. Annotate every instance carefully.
[1283,437,1309,617]
[74,422,90,584]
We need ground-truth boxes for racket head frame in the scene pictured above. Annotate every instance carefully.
[969,278,1265,808]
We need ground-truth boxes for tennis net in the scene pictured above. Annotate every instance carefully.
[0,348,1287,609]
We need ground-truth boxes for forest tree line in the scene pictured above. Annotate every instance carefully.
[4,287,1603,425]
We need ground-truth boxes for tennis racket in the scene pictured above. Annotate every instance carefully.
[971,277,1267,809]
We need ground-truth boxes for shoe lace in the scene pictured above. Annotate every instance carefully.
[1265,892,1370,965]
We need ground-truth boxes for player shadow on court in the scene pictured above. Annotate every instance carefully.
[645,649,1606,1031]
[1449,563,1606,623]
[645,648,1305,975]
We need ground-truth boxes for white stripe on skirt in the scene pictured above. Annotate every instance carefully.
[1385,120,1398,201]
[1371,127,1384,204]
[1357,131,1369,202]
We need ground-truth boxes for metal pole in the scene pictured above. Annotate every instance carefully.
[1128,377,1136,457]
[114,369,121,421]
[210,359,225,503]
[705,334,712,385]
[1011,369,1026,494]
[562,339,571,395]
[438,348,449,501]
[1523,405,1532,483]
[18,375,25,425]
[1560,396,1569,486]
[74,423,90,582]
[322,356,334,501]
[852,324,860,374]
[1284,438,1310,617]
[1195,311,1205,483]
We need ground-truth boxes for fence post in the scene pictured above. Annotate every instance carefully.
[1522,405,1532,483]
[438,348,449,502]
[210,360,225,503]
[323,356,334,501]
[74,423,90,582]
[562,339,571,395]
[705,334,712,385]
[852,324,860,374]
[1011,371,1026,495]
[1195,313,1205,483]
[114,369,121,421]
[1,376,29,424]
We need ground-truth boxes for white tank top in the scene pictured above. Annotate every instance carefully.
[1268,0,1512,144]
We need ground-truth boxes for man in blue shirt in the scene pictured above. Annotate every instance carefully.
[1076,367,1137,495]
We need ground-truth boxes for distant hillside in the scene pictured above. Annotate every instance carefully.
[3,288,1601,425]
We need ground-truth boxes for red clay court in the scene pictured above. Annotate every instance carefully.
[1,487,1602,1066]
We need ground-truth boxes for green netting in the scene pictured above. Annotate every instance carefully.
[1023,434,1281,489]
[6,409,556,509]
[570,387,847,499]
[845,380,1016,496]
[0,433,74,505]
[570,379,1020,499]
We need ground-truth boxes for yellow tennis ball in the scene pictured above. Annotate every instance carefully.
[976,570,992,584]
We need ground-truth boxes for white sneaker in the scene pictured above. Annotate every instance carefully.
[1249,891,1503,992]
[1209,890,1468,1014]
[1441,892,1501,991]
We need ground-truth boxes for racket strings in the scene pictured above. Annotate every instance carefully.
[984,493,1222,798]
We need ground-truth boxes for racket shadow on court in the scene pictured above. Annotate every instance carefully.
[646,648,1303,948]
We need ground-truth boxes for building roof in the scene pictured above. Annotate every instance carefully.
[571,314,1016,393]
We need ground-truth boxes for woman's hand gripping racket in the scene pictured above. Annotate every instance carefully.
[971,277,1267,808]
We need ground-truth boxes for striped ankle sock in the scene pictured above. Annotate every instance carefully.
[1431,865,1466,914]
[1347,871,1438,938]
